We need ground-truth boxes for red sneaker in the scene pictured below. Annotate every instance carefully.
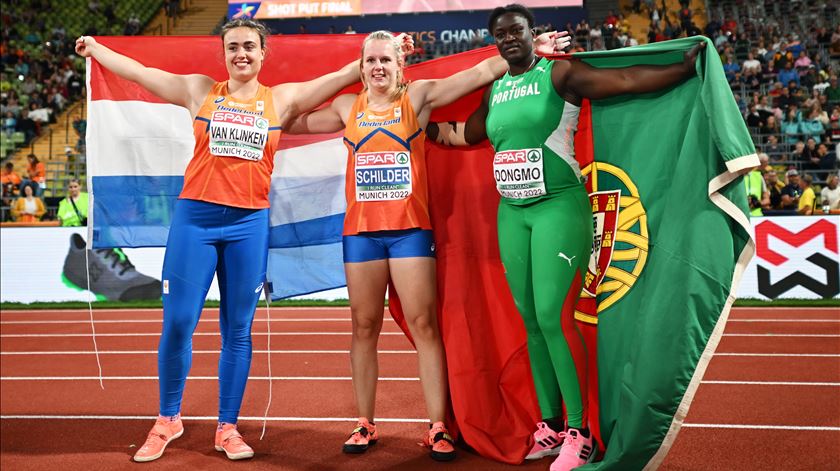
[214,423,254,460]
[423,421,456,462]
[133,416,184,462]
[343,417,378,454]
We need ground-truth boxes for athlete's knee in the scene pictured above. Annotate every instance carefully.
[351,313,383,341]
[406,311,439,342]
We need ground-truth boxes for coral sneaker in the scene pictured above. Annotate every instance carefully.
[550,428,596,471]
[525,421,565,460]
[423,421,456,462]
[214,423,254,460]
[343,417,378,454]
[133,416,184,462]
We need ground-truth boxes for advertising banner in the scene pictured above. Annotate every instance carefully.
[738,215,840,299]
[228,0,583,20]
[3,216,837,303]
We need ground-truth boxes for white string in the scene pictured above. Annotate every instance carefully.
[83,238,104,389]
[259,281,273,440]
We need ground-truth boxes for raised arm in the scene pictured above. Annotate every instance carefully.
[285,94,356,135]
[558,42,706,102]
[75,36,213,116]
[272,61,361,128]
[412,31,571,117]
[426,87,491,147]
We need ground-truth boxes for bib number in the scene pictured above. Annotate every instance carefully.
[208,110,269,161]
[493,148,546,199]
[354,151,412,201]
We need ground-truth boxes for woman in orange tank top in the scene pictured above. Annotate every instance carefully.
[287,30,569,461]
[75,19,376,462]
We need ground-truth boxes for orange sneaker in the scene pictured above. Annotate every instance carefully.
[342,417,378,454]
[133,416,184,462]
[214,423,254,460]
[424,421,456,462]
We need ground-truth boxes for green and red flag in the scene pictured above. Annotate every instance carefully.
[388,36,758,467]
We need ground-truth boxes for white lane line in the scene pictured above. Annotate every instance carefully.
[727,319,839,322]
[0,318,357,325]
[681,423,840,431]
[0,332,400,338]
[0,307,353,314]
[701,380,840,386]
[0,350,414,355]
[0,415,427,423]
[3,377,834,385]
[1,350,833,357]
[723,334,840,337]
[0,376,418,381]
[1,416,837,431]
[714,353,840,357]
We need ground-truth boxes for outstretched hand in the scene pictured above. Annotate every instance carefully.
[534,31,572,55]
[75,36,96,57]
[395,33,415,58]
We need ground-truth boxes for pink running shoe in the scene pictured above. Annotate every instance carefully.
[342,417,379,454]
[525,421,565,460]
[423,421,456,462]
[133,416,184,462]
[214,423,254,460]
[550,428,596,471]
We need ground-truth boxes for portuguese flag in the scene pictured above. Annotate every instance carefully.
[399,36,758,468]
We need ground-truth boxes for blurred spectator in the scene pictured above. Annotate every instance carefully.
[57,178,88,226]
[760,115,781,138]
[723,55,741,82]
[2,111,16,137]
[124,13,142,36]
[16,111,37,143]
[778,62,799,88]
[781,169,802,210]
[801,107,826,142]
[815,143,837,171]
[21,154,45,196]
[1,161,21,201]
[745,103,763,128]
[10,182,45,223]
[797,174,815,215]
[826,76,840,102]
[345,25,356,34]
[821,175,840,211]
[781,106,802,143]
[742,52,761,76]
[764,168,785,210]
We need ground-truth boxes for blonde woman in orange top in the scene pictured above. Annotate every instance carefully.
[288,29,568,461]
[11,183,46,223]
[76,19,389,462]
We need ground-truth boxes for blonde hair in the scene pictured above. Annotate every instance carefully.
[360,30,407,102]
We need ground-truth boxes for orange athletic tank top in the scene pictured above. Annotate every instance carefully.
[180,81,282,209]
[342,91,431,235]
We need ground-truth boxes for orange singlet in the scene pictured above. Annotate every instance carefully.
[180,81,282,209]
[342,90,431,235]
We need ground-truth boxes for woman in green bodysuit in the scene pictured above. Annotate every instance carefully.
[427,4,704,470]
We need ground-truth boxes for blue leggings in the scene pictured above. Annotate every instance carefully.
[159,199,268,423]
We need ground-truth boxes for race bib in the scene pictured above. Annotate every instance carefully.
[493,148,546,199]
[354,151,412,201]
[208,110,269,161]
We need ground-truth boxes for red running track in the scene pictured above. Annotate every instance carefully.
[1,307,838,470]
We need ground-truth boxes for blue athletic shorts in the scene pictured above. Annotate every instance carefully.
[343,228,436,263]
